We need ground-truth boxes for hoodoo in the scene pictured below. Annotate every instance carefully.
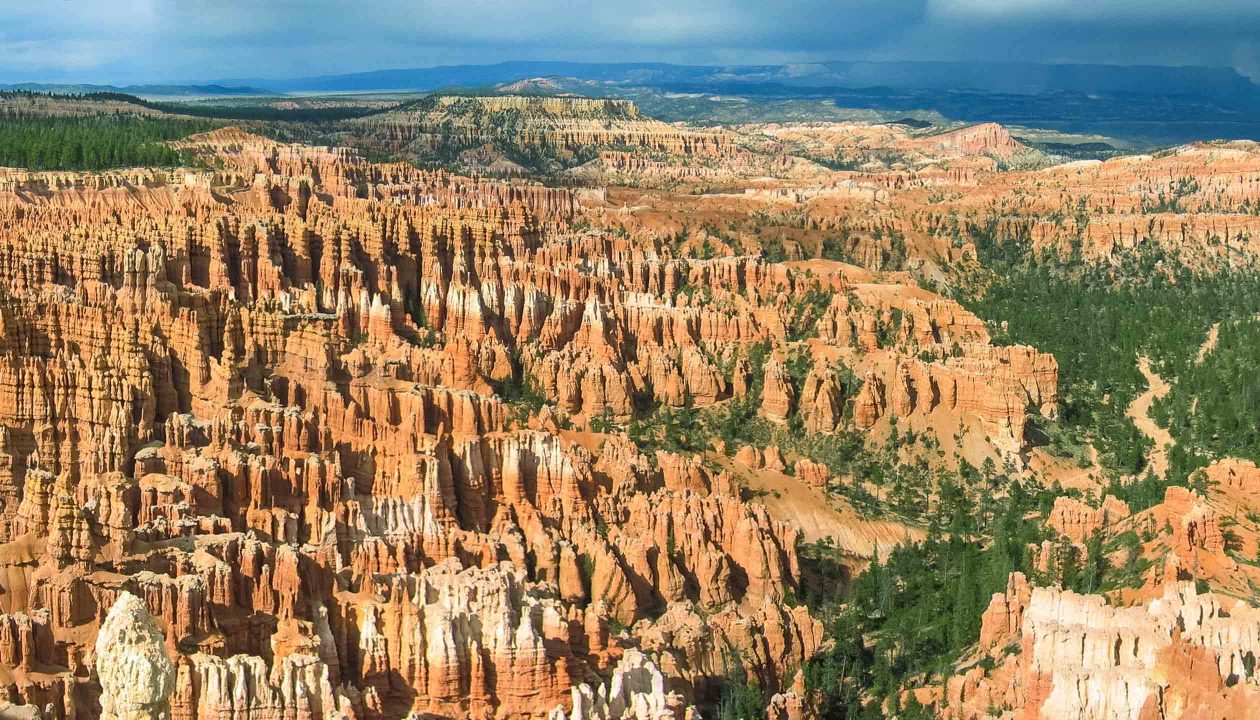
[95,593,176,720]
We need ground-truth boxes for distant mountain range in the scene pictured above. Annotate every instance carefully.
[7,60,1256,145]
[208,60,1260,144]
[223,60,1260,108]
[0,82,269,97]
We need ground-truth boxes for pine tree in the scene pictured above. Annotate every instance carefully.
[1077,530,1108,594]
[950,550,978,652]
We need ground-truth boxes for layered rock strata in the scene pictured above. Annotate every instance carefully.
[946,574,1260,720]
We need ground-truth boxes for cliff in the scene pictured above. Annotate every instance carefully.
[345,95,735,174]
[946,575,1260,720]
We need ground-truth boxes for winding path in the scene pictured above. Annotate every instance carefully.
[1126,356,1175,479]
[1196,323,1220,364]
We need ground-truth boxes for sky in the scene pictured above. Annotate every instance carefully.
[4,0,1260,84]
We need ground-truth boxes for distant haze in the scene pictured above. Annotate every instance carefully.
[229,61,1258,100]
[3,1,1260,84]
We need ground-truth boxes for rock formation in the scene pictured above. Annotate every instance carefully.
[96,592,176,720]
[550,650,689,720]
[945,576,1260,720]
[1047,495,1130,543]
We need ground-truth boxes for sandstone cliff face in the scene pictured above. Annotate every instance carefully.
[946,574,1260,720]
[1047,495,1130,544]
[590,118,1260,282]
[0,120,1075,720]
[7,97,1260,720]
[903,123,1030,160]
[550,650,688,720]
[899,139,1260,269]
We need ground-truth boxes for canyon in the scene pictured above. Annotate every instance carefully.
[0,90,1257,720]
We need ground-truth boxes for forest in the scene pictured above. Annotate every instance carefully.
[962,225,1260,493]
[1155,314,1260,467]
[0,114,217,170]
[798,463,1132,719]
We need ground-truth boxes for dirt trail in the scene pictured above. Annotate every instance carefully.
[1126,356,1175,479]
[720,457,921,558]
[1196,323,1220,364]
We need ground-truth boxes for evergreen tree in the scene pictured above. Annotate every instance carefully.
[1076,531,1108,594]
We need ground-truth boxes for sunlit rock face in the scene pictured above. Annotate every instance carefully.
[946,574,1260,720]
[96,592,176,720]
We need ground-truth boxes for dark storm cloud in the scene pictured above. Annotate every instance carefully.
[2,1,1259,83]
